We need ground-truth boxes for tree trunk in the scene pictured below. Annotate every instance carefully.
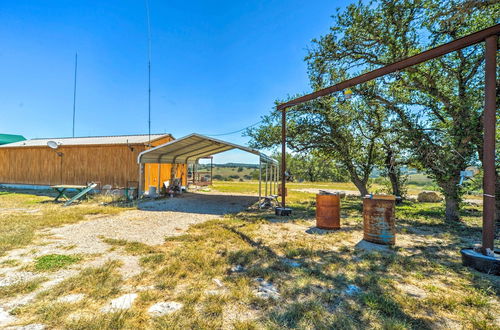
[441,180,461,222]
[444,197,460,222]
[384,149,401,197]
[351,175,369,196]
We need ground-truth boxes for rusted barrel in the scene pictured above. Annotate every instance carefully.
[316,193,340,229]
[363,195,396,245]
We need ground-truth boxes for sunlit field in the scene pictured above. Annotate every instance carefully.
[0,182,496,328]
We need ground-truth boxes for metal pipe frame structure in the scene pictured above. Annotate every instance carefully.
[258,157,279,209]
[277,24,498,252]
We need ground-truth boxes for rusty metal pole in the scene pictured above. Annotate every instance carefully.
[482,35,497,254]
[281,107,286,208]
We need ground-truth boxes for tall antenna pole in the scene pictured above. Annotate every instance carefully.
[145,0,152,146]
[72,53,78,137]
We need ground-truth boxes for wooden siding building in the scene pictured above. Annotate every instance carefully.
[0,134,187,189]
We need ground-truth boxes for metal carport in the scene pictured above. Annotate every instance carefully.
[137,133,278,206]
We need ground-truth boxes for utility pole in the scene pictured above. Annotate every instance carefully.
[72,53,78,137]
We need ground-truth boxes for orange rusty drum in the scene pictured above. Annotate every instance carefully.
[316,194,340,229]
[363,195,396,245]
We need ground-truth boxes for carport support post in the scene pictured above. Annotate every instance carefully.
[258,157,262,208]
[281,107,286,208]
[482,35,497,254]
[276,164,279,194]
[157,163,161,193]
[265,161,268,197]
[272,164,274,195]
[138,163,144,198]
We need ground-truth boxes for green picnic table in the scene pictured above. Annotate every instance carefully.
[51,183,97,206]
[52,185,88,201]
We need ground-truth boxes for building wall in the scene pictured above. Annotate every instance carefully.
[0,136,187,188]
[143,136,188,189]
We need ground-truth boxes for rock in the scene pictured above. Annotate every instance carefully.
[355,240,393,253]
[344,284,362,296]
[147,302,183,317]
[212,278,224,287]
[417,191,442,203]
[205,289,222,295]
[57,293,85,303]
[230,265,245,273]
[254,278,280,299]
[6,324,46,330]
[136,285,156,291]
[305,227,334,235]
[0,307,16,326]
[101,293,137,312]
[282,258,301,268]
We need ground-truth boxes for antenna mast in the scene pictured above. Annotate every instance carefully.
[145,0,152,146]
[72,53,78,137]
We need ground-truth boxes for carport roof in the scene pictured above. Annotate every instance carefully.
[138,133,276,164]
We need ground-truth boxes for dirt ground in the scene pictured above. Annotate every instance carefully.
[0,192,256,328]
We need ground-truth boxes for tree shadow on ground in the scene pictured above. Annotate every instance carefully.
[222,224,433,329]
[219,197,500,328]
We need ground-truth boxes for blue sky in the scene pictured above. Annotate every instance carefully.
[0,0,350,163]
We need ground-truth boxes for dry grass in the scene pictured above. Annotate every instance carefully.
[3,183,497,329]
[0,190,127,256]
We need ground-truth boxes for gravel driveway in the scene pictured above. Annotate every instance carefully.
[48,192,258,250]
[0,192,257,327]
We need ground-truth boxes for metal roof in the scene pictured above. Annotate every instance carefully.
[138,133,277,164]
[0,134,26,145]
[0,134,171,148]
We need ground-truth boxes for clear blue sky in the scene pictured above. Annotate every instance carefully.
[0,0,350,163]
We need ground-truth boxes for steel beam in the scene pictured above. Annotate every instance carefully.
[277,24,500,110]
[482,35,497,253]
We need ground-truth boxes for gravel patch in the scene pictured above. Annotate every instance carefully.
[0,306,16,326]
[49,192,257,250]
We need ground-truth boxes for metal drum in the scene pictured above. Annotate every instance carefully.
[316,193,340,229]
[363,195,396,245]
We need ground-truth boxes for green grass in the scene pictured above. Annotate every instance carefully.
[33,254,81,271]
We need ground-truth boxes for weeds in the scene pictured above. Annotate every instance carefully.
[33,254,81,271]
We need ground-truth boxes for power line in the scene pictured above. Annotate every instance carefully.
[204,120,263,137]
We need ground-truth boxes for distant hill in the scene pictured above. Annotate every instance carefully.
[213,163,259,168]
